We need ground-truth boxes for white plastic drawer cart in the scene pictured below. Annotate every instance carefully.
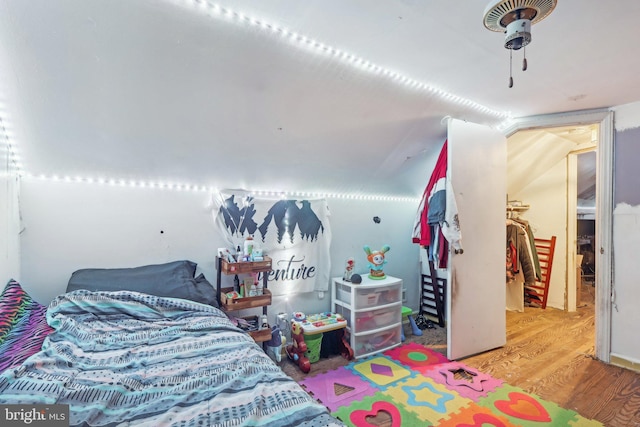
[332,275,403,358]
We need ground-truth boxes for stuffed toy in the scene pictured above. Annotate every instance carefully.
[363,244,390,279]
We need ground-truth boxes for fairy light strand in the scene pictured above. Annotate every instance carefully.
[21,173,419,202]
[0,116,22,176]
[177,0,512,120]
[4,1,515,195]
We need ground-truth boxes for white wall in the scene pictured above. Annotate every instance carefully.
[509,158,568,310]
[0,150,20,283]
[0,163,9,281]
[18,179,421,323]
[610,101,640,366]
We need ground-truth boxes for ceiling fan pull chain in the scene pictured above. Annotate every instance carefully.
[522,45,528,71]
[509,49,514,88]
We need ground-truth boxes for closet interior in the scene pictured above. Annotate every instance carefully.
[506,200,556,312]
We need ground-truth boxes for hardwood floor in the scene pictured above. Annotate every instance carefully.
[287,285,640,426]
[461,286,640,427]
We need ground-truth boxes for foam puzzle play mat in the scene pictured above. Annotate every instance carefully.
[299,342,603,427]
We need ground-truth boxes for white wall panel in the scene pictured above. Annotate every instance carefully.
[19,180,420,324]
[0,158,20,283]
[510,158,568,310]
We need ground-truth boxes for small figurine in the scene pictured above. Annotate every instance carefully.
[363,244,391,280]
[343,258,355,281]
[286,321,311,373]
[266,325,283,363]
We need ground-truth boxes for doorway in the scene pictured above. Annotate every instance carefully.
[507,123,597,312]
[504,109,613,363]
[434,111,612,362]
[576,149,597,307]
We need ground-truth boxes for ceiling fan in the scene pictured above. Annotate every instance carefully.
[483,0,557,87]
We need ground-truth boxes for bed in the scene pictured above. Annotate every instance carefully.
[0,261,342,426]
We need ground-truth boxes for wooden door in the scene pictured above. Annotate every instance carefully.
[447,119,507,360]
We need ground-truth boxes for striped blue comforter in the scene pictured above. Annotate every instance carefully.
[0,290,341,427]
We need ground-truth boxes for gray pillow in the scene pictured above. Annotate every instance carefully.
[194,273,218,308]
[66,260,217,307]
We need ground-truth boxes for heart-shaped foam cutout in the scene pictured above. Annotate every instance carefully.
[495,391,552,422]
[351,401,402,427]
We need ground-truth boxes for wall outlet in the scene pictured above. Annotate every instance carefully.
[402,287,407,303]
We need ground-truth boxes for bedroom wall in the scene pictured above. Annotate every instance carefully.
[610,101,640,368]
[0,149,20,283]
[17,179,422,322]
[508,158,568,310]
[0,154,8,281]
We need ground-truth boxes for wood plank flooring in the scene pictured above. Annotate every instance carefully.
[460,287,640,427]
[286,285,640,426]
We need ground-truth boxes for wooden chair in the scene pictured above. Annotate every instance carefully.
[525,236,557,309]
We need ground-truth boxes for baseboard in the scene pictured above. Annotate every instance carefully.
[610,353,640,373]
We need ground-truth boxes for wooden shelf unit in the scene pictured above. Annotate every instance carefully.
[216,256,272,343]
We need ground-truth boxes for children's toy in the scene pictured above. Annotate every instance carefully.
[343,258,355,281]
[298,312,347,334]
[363,245,391,280]
[286,321,311,373]
[400,306,423,342]
[295,312,353,362]
[339,329,354,360]
[266,325,283,362]
[292,311,306,322]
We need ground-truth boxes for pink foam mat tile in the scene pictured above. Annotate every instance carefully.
[425,361,504,401]
[299,366,377,412]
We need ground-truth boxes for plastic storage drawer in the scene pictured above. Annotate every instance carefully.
[355,285,400,307]
[354,305,401,334]
[335,281,353,305]
[353,324,401,357]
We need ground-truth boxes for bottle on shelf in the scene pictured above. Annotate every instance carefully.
[236,245,243,262]
[233,274,240,293]
[244,236,254,261]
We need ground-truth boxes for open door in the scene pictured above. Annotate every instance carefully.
[447,119,507,360]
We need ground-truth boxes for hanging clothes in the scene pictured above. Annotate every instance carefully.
[506,222,536,285]
[511,217,541,281]
[412,140,462,268]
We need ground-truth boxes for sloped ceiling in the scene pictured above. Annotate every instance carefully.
[1,1,639,197]
[507,124,597,198]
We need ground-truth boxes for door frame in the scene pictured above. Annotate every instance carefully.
[503,108,614,363]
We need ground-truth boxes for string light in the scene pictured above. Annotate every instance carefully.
[0,115,22,177]
[21,173,418,202]
[173,0,510,120]
[4,2,513,197]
